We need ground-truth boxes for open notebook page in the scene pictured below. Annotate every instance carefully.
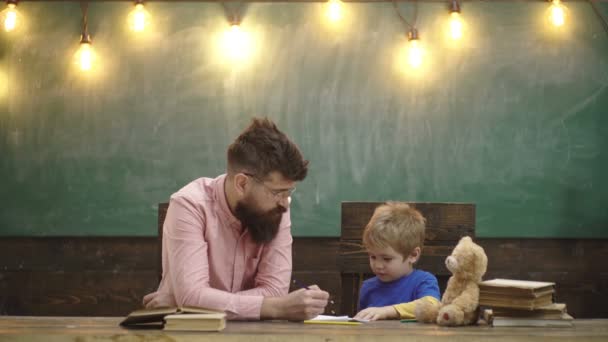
[308,315,369,323]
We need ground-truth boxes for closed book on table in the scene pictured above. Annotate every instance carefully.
[480,294,554,310]
[481,287,554,299]
[492,303,567,319]
[479,279,555,296]
[493,313,574,327]
[120,306,225,331]
[164,313,227,331]
[479,279,556,310]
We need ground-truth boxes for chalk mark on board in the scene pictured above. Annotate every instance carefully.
[550,81,608,127]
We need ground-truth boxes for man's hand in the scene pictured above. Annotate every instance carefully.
[142,291,174,309]
[261,284,329,321]
[354,306,398,321]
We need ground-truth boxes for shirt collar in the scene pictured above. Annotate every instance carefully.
[213,174,242,229]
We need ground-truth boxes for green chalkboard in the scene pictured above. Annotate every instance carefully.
[1,2,607,237]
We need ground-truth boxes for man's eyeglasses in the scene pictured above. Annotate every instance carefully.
[243,173,296,200]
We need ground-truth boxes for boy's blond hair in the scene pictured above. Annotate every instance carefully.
[362,202,426,259]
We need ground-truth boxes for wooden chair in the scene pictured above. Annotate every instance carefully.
[338,202,475,317]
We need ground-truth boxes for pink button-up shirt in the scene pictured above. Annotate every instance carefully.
[145,174,293,320]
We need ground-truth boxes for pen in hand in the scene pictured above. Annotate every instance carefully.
[292,279,335,308]
[292,279,310,290]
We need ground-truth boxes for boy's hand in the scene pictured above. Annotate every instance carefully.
[354,306,399,321]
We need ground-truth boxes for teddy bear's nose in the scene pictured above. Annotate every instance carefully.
[446,256,454,266]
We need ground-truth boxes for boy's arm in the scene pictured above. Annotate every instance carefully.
[358,281,370,311]
[394,273,441,319]
[393,296,440,319]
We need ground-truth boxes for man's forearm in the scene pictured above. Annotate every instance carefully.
[236,282,289,297]
[175,285,264,320]
[260,296,285,320]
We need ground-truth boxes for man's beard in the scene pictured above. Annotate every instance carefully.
[234,198,287,244]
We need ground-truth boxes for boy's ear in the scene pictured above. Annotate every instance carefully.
[407,247,422,264]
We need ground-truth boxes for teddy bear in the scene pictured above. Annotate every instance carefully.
[415,236,488,326]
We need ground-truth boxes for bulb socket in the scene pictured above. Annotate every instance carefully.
[80,34,92,44]
[450,0,460,13]
[408,28,419,41]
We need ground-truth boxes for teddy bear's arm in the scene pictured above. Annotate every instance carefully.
[449,282,480,312]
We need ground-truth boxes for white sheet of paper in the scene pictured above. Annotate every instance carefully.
[308,315,369,323]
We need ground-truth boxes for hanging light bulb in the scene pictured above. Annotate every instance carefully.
[129,0,148,32]
[227,23,245,47]
[78,42,93,71]
[1,0,19,32]
[448,0,463,40]
[76,39,94,71]
[223,22,252,61]
[327,0,343,22]
[407,28,424,69]
[549,0,566,27]
[74,3,95,72]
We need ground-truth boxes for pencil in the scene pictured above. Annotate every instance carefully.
[400,319,417,323]
[292,279,309,290]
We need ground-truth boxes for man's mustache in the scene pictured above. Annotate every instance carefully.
[274,205,287,214]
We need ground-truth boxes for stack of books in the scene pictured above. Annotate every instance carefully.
[120,305,226,331]
[479,279,573,327]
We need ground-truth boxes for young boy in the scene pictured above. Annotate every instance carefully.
[354,202,440,321]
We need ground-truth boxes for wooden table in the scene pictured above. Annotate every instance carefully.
[1,316,607,341]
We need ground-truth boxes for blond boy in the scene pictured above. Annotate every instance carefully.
[354,202,440,321]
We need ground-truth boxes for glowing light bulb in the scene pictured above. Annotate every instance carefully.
[2,3,18,32]
[406,29,424,69]
[549,0,565,27]
[408,39,423,69]
[227,24,245,50]
[130,2,148,32]
[223,24,253,61]
[327,0,342,22]
[449,12,463,40]
[76,41,95,71]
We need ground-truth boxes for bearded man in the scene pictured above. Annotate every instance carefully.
[143,118,329,321]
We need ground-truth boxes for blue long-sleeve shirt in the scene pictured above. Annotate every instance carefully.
[358,269,440,311]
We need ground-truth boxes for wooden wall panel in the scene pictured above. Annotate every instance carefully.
[0,237,341,316]
[0,237,606,318]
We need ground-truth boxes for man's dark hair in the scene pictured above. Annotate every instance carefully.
[227,117,308,181]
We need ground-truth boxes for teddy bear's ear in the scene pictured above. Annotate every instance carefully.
[460,236,472,243]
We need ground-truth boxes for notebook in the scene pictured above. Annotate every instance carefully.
[304,315,369,325]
